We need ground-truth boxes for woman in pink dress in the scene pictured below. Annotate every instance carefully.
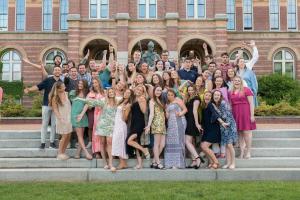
[79,78,105,158]
[228,76,256,159]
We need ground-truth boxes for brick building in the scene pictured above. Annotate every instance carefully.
[0,0,299,104]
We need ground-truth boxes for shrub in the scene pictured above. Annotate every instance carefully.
[255,101,300,116]
[0,95,26,117]
[258,74,300,105]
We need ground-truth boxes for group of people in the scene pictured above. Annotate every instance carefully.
[23,40,259,172]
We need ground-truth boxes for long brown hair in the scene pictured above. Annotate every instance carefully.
[76,80,89,97]
[49,82,64,107]
[211,90,224,107]
[152,85,165,110]
[167,88,176,104]
[91,78,104,94]
[118,89,134,106]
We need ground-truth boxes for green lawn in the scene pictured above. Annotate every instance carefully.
[0,181,300,200]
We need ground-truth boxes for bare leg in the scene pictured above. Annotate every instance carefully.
[238,131,245,159]
[76,128,92,160]
[223,145,231,168]
[99,136,108,166]
[185,135,199,166]
[127,134,149,155]
[201,142,219,167]
[62,134,71,152]
[106,137,113,168]
[136,150,142,169]
[228,143,236,169]
[244,131,252,159]
[153,134,161,164]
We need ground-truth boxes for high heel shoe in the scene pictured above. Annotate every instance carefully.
[187,159,196,168]
[143,148,151,160]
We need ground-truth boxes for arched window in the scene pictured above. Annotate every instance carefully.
[44,49,66,74]
[229,49,252,63]
[1,50,22,81]
[273,49,295,78]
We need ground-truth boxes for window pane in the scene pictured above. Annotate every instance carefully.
[149,4,156,18]
[46,52,54,60]
[91,0,97,4]
[60,0,68,30]
[13,63,21,72]
[13,52,21,61]
[2,63,10,72]
[90,5,97,18]
[285,51,293,60]
[274,62,282,74]
[2,73,10,81]
[0,0,8,30]
[149,0,156,4]
[244,14,252,29]
[2,52,9,61]
[187,5,194,18]
[285,62,294,78]
[274,51,282,60]
[101,5,108,18]
[101,0,108,4]
[139,4,146,18]
[139,0,146,4]
[13,72,21,81]
[198,4,205,18]
[43,0,52,30]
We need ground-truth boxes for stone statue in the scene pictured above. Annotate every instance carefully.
[142,41,160,69]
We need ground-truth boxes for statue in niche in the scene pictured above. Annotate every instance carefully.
[142,41,160,69]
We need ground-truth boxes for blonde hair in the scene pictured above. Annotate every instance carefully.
[233,76,245,95]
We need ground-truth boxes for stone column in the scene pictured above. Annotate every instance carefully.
[116,13,130,65]
[67,0,81,64]
[165,13,179,60]
[214,1,228,60]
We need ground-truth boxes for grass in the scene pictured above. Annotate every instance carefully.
[0,181,300,200]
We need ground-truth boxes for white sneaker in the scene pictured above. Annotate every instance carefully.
[86,142,92,149]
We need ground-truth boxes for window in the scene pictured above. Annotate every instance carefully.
[229,49,252,63]
[269,0,279,30]
[273,49,295,78]
[287,0,297,30]
[43,0,52,31]
[138,0,156,19]
[60,0,68,31]
[226,0,236,30]
[44,49,66,74]
[1,50,22,81]
[16,0,26,31]
[89,0,109,19]
[0,0,8,31]
[187,0,206,19]
[243,0,253,30]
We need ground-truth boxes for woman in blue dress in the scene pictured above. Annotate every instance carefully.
[212,90,238,169]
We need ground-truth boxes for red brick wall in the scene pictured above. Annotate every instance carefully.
[8,6,15,31]
[280,6,287,31]
[253,6,269,31]
[26,7,42,31]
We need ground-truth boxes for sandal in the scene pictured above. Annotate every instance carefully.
[193,157,201,169]
[104,165,110,169]
[150,162,157,168]
[134,165,142,170]
[155,163,165,170]
[187,159,196,168]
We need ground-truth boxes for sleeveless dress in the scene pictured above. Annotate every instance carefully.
[151,102,166,135]
[164,103,186,169]
[56,93,73,135]
[92,93,103,154]
[112,105,128,159]
[128,101,145,143]
[126,101,145,156]
[185,96,201,137]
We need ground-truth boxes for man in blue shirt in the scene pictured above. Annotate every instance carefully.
[178,58,198,83]
[24,66,63,149]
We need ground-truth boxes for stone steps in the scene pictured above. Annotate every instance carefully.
[1,157,300,169]
[1,168,300,181]
[0,147,299,158]
[0,139,59,148]
[0,129,299,140]
[252,138,300,148]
